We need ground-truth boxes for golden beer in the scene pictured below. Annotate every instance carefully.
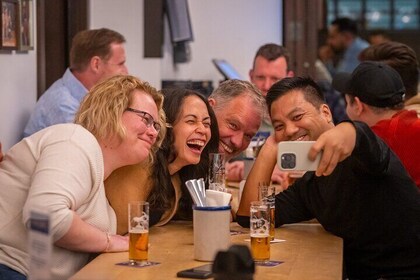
[129,230,149,262]
[258,184,276,241]
[251,234,270,261]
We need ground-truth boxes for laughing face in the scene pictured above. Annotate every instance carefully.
[270,90,333,142]
[170,95,212,173]
[211,95,261,160]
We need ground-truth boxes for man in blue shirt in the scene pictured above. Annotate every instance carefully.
[23,28,128,137]
[326,17,369,76]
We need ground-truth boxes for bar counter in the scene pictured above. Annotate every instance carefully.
[70,221,342,280]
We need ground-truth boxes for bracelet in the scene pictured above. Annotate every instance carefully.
[104,232,111,252]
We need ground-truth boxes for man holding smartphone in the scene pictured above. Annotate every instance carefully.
[237,76,420,279]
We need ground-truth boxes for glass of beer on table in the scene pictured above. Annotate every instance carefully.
[258,183,276,240]
[250,201,270,262]
[128,201,149,264]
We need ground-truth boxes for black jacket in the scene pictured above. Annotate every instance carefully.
[238,122,420,279]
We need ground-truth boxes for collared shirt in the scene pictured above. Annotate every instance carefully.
[23,68,88,137]
[328,37,369,76]
[339,37,369,73]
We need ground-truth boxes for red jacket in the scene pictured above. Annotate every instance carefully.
[372,110,420,188]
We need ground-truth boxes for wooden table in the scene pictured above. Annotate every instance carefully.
[70,221,342,280]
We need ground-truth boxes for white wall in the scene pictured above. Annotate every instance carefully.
[90,0,282,88]
[89,0,162,88]
[161,0,282,87]
[0,15,37,151]
[1,0,281,151]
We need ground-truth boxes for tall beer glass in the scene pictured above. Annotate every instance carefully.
[128,201,149,264]
[208,153,226,192]
[250,201,270,261]
[258,183,276,240]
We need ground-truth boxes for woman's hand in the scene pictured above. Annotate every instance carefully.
[106,234,129,252]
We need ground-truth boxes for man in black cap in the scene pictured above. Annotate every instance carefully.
[359,41,420,116]
[333,61,420,188]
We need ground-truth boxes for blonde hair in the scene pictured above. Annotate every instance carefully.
[75,75,166,160]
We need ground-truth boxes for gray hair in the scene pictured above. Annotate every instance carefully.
[209,79,266,117]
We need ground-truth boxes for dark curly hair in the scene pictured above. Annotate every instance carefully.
[147,88,220,220]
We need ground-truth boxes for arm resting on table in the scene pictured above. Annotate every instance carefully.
[55,211,128,253]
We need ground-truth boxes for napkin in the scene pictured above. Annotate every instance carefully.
[205,190,231,206]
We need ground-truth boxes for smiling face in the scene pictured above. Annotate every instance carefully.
[119,89,159,165]
[270,90,333,142]
[212,95,261,160]
[170,95,212,172]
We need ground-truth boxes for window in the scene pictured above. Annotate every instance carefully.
[327,0,420,30]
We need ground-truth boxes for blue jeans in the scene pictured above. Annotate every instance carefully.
[0,264,26,280]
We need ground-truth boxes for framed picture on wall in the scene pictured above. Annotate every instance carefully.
[0,0,19,50]
[19,0,33,51]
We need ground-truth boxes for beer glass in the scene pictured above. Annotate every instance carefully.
[208,153,226,192]
[128,201,149,264]
[258,183,276,240]
[250,201,270,261]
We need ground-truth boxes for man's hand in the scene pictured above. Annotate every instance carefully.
[310,122,356,176]
[226,161,244,182]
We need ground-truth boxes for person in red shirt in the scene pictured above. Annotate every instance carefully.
[333,61,420,188]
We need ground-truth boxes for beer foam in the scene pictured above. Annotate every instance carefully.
[251,233,270,238]
[130,229,148,234]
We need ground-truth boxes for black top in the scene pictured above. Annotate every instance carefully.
[237,121,420,279]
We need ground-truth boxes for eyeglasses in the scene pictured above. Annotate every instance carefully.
[126,107,161,133]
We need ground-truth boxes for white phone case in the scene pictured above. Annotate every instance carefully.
[277,141,321,172]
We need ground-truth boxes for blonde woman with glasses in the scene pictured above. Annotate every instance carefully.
[0,75,165,280]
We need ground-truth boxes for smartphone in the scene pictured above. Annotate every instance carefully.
[177,264,213,279]
[277,141,321,173]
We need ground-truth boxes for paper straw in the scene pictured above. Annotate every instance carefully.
[186,180,205,206]
[197,178,206,198]
[185,180,201,206]
[191,179,205,206]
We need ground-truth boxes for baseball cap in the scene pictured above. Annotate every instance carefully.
[332,61,405,108]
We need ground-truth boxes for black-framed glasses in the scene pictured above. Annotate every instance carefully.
[126,107,161,133]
